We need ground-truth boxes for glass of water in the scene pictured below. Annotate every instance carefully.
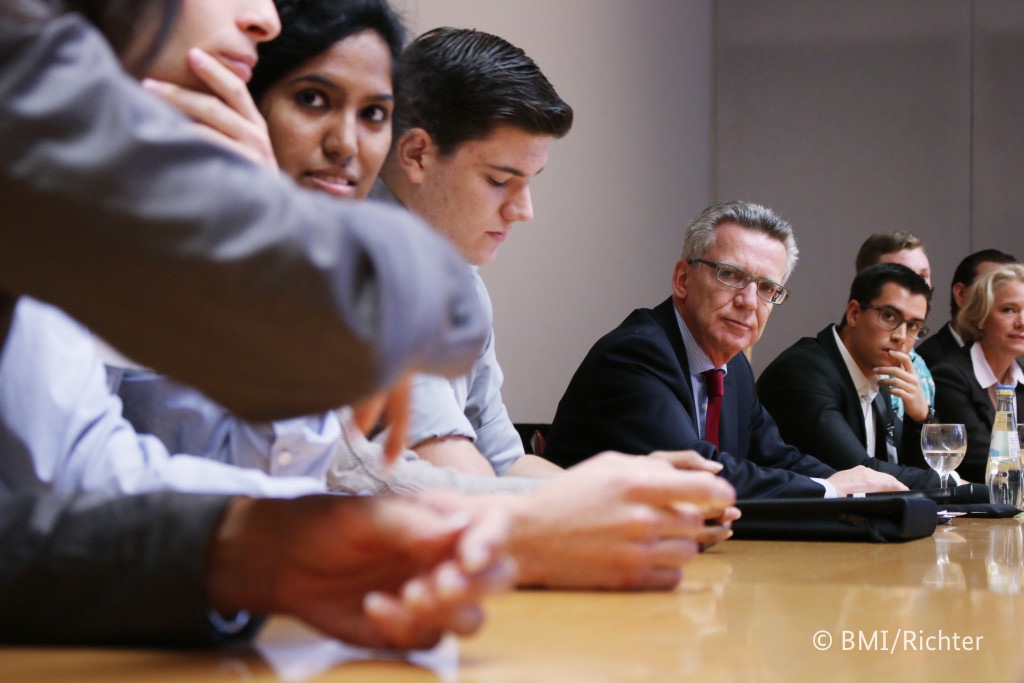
[921,423,967,490]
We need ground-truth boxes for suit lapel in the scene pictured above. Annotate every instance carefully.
[817,326,870,447]
[940,325,960,357]
[651,299,700,434]
[974,385,994,428]
[719,360,741,454]
[958,346,997,427]
[967,358,1024,428]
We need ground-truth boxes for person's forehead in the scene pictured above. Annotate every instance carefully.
[871,282,928,317]
[450,127,551,172]
[879,247,929,270]
[706,223,788,279]
[994,278,1024,300]
[975,260,1006,280]
[304,31,393,79]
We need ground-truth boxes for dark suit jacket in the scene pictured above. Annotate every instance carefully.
[756,325,939,489]
[917,323,962,368]
[0,491,254,645]
[545,299,837,498]
[932,346,1024,482]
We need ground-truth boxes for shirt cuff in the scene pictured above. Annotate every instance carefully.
[812,477,838,498]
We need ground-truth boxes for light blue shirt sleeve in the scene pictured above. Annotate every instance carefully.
[116,371,341,481]
[406,271,524,476]
[0,298,325,498]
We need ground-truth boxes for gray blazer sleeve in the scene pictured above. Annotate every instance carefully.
[0,13,487,421]
[0,491,248,646]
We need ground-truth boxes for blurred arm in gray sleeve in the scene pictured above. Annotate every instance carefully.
[0,11,487,421]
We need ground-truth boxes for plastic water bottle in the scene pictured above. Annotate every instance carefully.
[986,385,1022,508]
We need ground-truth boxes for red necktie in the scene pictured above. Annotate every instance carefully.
[702,369,724,448]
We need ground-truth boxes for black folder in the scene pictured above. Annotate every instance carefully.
[731,497,938,542]
[856,483,1019,518]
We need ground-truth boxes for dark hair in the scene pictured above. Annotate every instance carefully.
[947,248,1017,318]
[840,263,932,329]
[393,27,573,155]
[55,0,181,75]
[248,0,405,104]
[854,231,924,273]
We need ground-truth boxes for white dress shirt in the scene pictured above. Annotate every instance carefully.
[970,342,1024,415]
[832,327,881,458]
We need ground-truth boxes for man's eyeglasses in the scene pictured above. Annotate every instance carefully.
[861,304,930,340]
[689,259,791,305]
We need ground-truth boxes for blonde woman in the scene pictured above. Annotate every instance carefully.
[933,263,1024,481]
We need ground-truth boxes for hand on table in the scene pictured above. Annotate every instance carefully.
[648,449,740,549]
[502,452,737,590]
[827,465,908,496]
[205,490,515,649]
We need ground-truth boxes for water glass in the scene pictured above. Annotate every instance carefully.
[920,423,967,490]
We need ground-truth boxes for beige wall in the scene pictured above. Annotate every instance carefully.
[718,0,1024,372]
[393,0,1023,423]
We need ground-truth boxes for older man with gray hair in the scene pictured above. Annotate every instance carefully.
[544,201,907,499]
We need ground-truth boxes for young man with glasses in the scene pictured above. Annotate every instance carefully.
[756,263,940,489]
[854,231,937,424]
[544,201,907,499]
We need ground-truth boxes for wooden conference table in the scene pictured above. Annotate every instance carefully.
[4,517,1024,683]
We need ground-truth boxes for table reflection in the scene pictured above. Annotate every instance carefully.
[5,519,1024,683]
[922,525,967,590]
[253,620,456,682]
[986,523,1024,594]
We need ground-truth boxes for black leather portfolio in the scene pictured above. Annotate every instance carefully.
[731,497,938,542]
